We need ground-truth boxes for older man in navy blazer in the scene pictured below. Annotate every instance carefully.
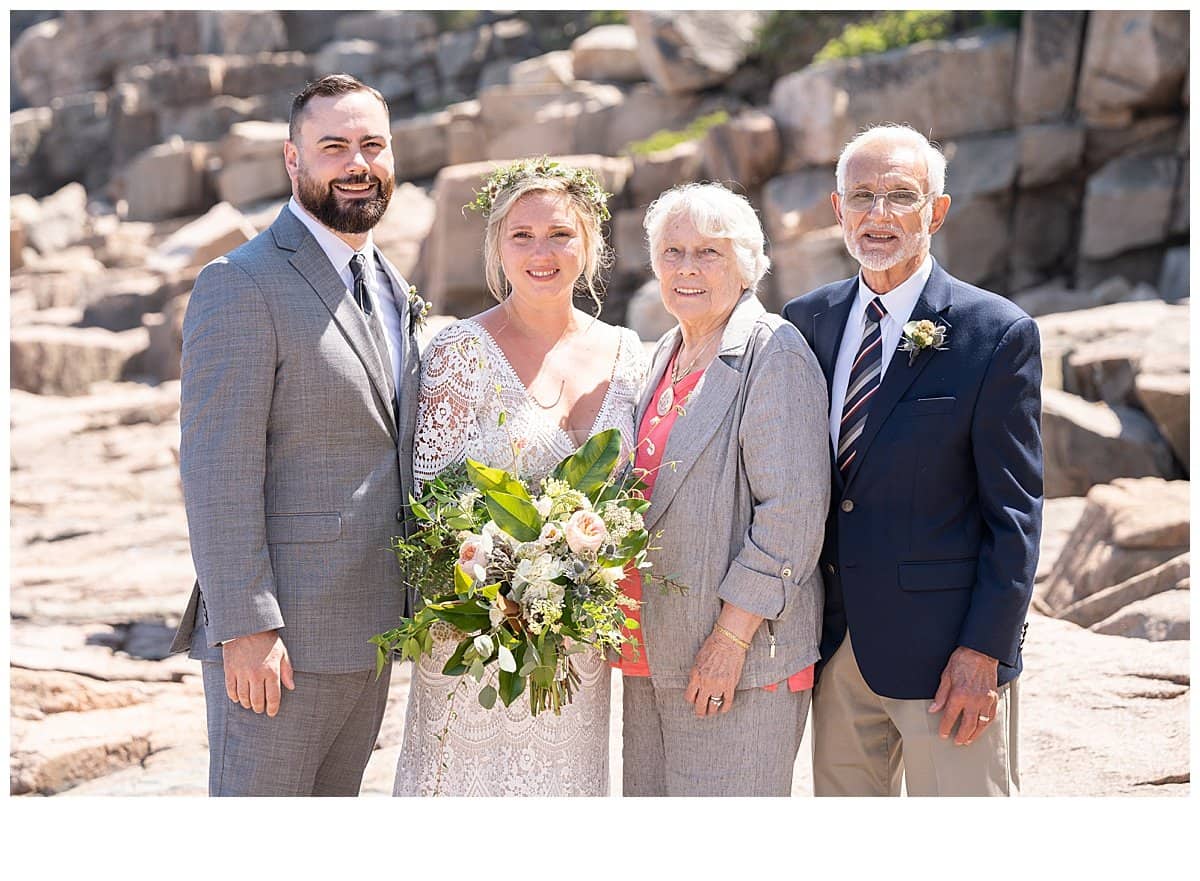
[782,124,1042,796]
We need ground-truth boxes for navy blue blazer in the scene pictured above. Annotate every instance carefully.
[782,261,1043,699]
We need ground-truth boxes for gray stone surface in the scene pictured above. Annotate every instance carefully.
[1060,553,1189,629]
[1014,12,1086,125]
[1135,372,1190,471]
[10,326,150,396]
[630,11,763,95]
[769,225,858,312]
[1018,123,1086,187]
[771,30,1017,170]
[122,139,210,222]
[1091,589,1190,641]
[1080,152,1180,260]
[1037,477,1190,613]
[1077,11,1190,119]
[628,141,704,208]
[700,108,780,191]
[761,167,837,246]
[571,24,645,83]
[1041,389,1181,498]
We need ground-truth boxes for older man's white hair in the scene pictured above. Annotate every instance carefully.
[643,182,771,292]
[835,124,947,196]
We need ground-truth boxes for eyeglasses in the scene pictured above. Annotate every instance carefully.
[840,189,933,213]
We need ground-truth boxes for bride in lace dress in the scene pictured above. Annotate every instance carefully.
[393,161,646,796]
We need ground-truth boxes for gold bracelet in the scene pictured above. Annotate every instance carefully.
[713,623,751,651]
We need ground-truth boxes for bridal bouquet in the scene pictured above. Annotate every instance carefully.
[372,428,650,716]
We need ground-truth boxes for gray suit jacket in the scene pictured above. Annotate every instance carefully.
[170,207,420,673]
[635,293,830,689]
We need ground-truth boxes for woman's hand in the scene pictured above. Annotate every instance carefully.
[684,627,750,718]
[685,603,763,717]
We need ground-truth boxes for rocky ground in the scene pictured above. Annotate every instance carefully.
[8,381,1189,797]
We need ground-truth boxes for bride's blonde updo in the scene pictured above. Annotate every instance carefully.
[469,157,613,310]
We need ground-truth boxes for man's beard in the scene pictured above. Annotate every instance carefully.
[296,169,393,234]
[844,203,933,272]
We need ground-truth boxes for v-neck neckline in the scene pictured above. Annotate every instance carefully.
[466,319,624,451]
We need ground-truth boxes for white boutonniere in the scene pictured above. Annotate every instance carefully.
[406,284,431,333]
[898,319,949,366]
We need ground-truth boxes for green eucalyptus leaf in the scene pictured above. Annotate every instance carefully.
[478,684,497,709]
[469,658,485,682]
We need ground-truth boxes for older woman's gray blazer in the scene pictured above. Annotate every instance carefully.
[635,292,830,689]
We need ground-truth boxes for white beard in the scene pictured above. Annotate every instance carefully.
[846,227,930,272]
[844,201,934,272]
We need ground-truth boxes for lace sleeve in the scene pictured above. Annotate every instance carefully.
[622,327,650,392]
[413,323,488,488]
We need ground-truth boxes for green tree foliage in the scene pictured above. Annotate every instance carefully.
[815,10,956,62]
[624,110,730,156]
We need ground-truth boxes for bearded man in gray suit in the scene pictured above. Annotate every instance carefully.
[170,74,420,796]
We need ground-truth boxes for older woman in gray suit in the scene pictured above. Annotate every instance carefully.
[615,183,829,796]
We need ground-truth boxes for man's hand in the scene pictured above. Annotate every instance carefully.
[928,646,999,746]
[222,630,295,717]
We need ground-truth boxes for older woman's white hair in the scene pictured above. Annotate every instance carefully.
[835,124,947,196]
[643,183,771,293]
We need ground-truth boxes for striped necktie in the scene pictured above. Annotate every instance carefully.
[837,297,887,476]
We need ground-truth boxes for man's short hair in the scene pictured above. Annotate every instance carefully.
[835,124,947,196]
[288,74,389,143]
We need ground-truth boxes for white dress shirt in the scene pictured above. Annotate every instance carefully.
[828,255,934,450]
[287,197,404,392]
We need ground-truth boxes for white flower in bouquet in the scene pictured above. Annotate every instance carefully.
[482,520,517,548]
[598,565,626,586]
[565,509,608,555]
[599,501,643,543]
[538,521,564,546]
[524,597,563,635]
[541,477,590,519]
[534,495,553,519]
[514,554,562,594]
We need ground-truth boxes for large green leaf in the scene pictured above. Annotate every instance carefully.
[551,428,621,500]
[466,459,531,502]
[428,601,490,633]
[441,635,473,676]
[497,668,525,706]
[483,490,542,542]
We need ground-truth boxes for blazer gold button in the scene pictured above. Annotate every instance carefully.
[841,499,854,513]
[396,511,404,522]
[781,567,792,578]
[826,563,836,575]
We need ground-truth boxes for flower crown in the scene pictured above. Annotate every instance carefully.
[465,156,612,223]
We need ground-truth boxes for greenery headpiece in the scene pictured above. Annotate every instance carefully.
[466,156,612,223]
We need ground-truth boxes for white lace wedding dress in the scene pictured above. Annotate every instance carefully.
[393,318,646,796]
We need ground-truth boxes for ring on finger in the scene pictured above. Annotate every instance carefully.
[708,695,724,706]
[978,714,991,722]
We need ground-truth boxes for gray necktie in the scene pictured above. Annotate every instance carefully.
[350,251,396,414]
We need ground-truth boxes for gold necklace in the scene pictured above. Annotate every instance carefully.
[655,332,719,418]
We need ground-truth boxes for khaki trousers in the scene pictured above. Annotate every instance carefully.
[812,631,1019,796]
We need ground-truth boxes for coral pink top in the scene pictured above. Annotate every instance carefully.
[614,356,814,692]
